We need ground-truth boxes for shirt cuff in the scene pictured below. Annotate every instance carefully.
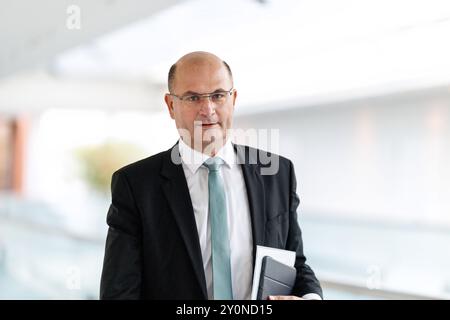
[302,293,322,300]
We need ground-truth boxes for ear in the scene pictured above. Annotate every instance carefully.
[164,94,175,119]
[232,89,237,109]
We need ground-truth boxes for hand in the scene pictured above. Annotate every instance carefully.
[267,295,304,300]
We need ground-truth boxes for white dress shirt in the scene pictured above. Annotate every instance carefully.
[178,138,322,301]
[179,138,254,300]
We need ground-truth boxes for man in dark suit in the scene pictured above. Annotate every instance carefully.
[100,51,322,300]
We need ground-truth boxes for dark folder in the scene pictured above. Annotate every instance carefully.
[257,256,297,300]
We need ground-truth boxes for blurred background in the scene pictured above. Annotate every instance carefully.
[1,0,449,299]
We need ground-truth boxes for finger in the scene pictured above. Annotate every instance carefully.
[268,295,302,300]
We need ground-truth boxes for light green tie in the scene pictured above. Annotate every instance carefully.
[203,157,233,300]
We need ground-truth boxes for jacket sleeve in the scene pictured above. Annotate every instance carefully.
[100,170,143,299]
[286,160,323,298]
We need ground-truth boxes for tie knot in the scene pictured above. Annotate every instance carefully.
[203,157,225,172]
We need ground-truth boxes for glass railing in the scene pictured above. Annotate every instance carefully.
[301,212,450,299]
[0,193,105,299]
[2,192,449,299]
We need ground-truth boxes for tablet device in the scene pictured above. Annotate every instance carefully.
[257,255,297,300]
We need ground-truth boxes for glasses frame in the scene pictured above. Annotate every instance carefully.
[169,88,234,105]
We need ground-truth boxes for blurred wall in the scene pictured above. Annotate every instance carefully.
[234,86,450,228]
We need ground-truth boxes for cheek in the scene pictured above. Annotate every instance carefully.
[218,107,233,126]
[176,108,196,124]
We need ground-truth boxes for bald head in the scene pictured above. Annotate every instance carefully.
[164,51,237,156]
[168,51,233,93]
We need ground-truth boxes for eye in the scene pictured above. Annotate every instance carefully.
[186,95,200,102]
[211,93,225,101]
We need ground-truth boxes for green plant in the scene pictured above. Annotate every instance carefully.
[75,141,145,194]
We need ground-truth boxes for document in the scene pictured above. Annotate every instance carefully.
[250,245,296,300]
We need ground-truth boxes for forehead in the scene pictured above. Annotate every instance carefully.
[174,61,232,93]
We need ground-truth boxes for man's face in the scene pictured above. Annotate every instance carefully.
[165,59,237,153]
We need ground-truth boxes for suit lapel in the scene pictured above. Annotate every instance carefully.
[159,142,266,297]
[233,144,266,263]
[160,143,207,299]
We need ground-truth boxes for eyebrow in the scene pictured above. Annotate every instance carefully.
[181,88,227,96]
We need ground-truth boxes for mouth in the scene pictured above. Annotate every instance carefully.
[201,123,219,128]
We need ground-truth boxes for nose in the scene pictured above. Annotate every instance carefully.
[198,97,215,116]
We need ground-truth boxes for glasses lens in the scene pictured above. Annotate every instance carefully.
[180,90,231,105]
[183,95,200,103]
[211,92,228,103]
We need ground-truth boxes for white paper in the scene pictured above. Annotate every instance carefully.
[250,245,296,300]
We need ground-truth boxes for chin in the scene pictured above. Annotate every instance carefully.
[202,128,223,138]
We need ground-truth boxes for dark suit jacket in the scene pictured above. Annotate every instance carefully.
[100,142,322,299]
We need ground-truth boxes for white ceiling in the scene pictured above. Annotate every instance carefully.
[1,0,450,114]
[0,0,185,78]
[0,71,164,114]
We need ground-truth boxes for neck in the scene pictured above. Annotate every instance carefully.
[183,137,227,157]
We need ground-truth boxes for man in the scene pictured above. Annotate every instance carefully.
[100,51,322,300]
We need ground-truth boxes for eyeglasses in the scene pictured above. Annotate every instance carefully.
[169,88,234,106]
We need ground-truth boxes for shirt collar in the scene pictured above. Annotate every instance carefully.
[179,138,236,174]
